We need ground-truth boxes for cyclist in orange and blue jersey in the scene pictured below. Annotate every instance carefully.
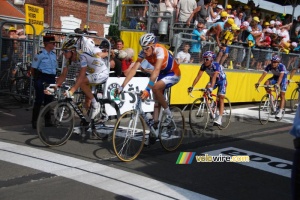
[116,33,181,126]
[255,55,288,119]
[188,51,227,126]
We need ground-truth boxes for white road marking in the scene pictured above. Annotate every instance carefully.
[204,147,292,178]
[0,110,15,117]
[0,141,215,200]
[232,107,296,124]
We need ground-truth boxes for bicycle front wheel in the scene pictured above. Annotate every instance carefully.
[218,97,232,130]
[259,94,271,125]
[189,98,209,134]
[112,110,146,162]
[160,106,185,151]
[290,88,299,112]
[37,101,75,146]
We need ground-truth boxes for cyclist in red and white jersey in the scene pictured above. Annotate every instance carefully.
[116,33,181,126]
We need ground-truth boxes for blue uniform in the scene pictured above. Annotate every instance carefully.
[32,49,57,75]
[32,49,57,106]
[264,63,288,92]
[200,61,227,95]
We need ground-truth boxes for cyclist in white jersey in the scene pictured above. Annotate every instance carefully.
[56,37,109,119]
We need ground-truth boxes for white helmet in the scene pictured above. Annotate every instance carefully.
[139,33,156,47]
[79,36,95,55]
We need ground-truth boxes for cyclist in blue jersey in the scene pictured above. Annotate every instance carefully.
[255,55,288,118]
[188,51,227,125]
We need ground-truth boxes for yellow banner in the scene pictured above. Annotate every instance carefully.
[170,64,300,104]
[120,31,144,61]
[25,4,44,35]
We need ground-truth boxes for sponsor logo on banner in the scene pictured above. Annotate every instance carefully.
[104,77,155,116]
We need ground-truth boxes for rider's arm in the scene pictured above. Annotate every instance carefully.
[277,72,284,85]
[120,60,141,88]
[257,71,268,84]
[191,69,204,87]
[290,67,299,80]
[56,67,68,86]
[69,67,87,94]
[210,71,219,89]
[149,58,163,84]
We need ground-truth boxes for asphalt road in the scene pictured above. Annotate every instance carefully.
[0,94,296,200]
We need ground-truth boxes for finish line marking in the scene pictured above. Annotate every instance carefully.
[0,141,214,200]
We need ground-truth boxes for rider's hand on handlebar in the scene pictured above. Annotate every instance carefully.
[275,84,280,90]
[114,86,123,98]
[255,83,259,88]
[188,87,193,93]
[141,90,150,100]
[64,90,73,98]
[207,87,213,93]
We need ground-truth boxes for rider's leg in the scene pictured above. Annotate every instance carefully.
[152,80,168,111]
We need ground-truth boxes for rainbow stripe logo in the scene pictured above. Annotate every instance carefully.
[176,152,196,164]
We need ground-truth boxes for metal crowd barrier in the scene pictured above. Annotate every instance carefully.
[0,21,36,104]
[174,34,300,71]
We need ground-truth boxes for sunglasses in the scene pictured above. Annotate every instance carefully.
[63,50,72,53]
[204,58,212,62]
[142,46,151,50]
[197,26,204,29]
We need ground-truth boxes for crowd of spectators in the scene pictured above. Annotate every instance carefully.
[134,0,300,70]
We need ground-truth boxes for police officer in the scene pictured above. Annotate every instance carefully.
[31,35,58,129]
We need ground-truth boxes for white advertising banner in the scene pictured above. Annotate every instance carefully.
[103,77,155,116]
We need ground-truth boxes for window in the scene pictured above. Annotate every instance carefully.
[107,0,118,16]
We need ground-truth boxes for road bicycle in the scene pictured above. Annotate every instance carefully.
[188,88,232,134]
[112,89,185,162]
[289,81,300,112]
[37,83,120,147]
[10,62,33,103]
[256,85,285,125]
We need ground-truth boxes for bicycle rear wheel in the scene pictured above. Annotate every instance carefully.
[218,97,232,129]
[10,77,31,103]
[112,110,146,162]
[189,98,209,134]
[37,101,75,146]
[160,106,185,151]
[92,99,121,139]
[290,88,299,112]
[259,94,271,125]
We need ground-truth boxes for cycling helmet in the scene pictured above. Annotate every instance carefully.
[79,36,95,55]
[61,38,78,50]
[271,55,281,62]
[139,33,156,47]
[202,51,216,60]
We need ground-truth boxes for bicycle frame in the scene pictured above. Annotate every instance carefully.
[190,88,217,119]
[258,85,280,113]
[123,90,174,139]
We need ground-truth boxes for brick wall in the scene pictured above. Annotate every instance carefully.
[9,0,111,36]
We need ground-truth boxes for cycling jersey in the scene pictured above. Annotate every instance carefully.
[200,61,226,81]
[138,43,180,76]
[265,63,288,92]
[200,61,227,95]
[264,63,288,78]
[80,52,108,74]
[79,52,109,84]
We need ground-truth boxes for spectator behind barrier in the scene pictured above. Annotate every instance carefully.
[176,43,193,63]
[190,21,206,62]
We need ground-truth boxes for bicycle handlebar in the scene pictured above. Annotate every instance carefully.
[255,84,278,92]
[120,90,154,105]
[189,88,211,98]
